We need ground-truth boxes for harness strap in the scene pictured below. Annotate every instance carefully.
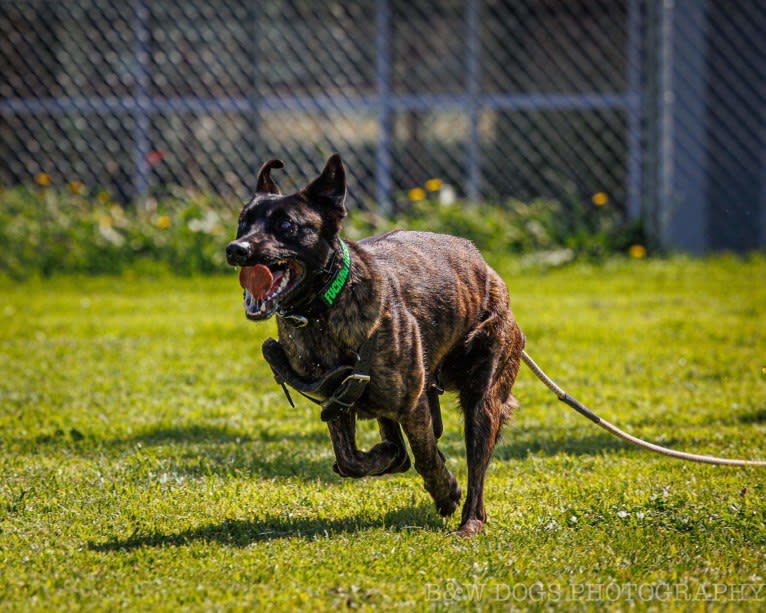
[261,335,377,422]
[427,387,444,439]
[428,366,445,439]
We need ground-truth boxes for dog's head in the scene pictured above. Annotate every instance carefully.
[226,154,348,321]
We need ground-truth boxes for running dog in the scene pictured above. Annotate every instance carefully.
[225,154,525,536]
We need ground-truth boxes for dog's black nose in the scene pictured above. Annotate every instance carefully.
[226,241,251,265]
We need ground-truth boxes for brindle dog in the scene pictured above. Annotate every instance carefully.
[225,154,525,537]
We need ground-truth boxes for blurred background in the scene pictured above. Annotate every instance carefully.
[1,0,764,273]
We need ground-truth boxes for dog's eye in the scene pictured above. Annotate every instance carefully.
[277,219,296,236]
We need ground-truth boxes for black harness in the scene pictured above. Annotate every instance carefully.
[262,335,444,436]
[262,336,376,422]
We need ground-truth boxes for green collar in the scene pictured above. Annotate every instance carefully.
[321,239,351,306]
[277,239,351,327]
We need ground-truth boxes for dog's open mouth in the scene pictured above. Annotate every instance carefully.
[239,260,305,320]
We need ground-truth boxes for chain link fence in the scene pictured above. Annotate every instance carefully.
[1,0,764,251]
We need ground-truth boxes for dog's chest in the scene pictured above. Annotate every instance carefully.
[277,324,349,381]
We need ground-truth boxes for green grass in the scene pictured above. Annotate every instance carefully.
[1,256,765,611]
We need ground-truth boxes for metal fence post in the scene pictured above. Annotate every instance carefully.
[375,0,393,214]
[657,0,673,246]
[762,123,766,247]
[658,0,708,253]
[626,0,642,220]
[250,3,261,194]
[466,0,481,203]
[132,0,151,203]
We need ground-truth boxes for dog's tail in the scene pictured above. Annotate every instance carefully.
[521,350,766,467]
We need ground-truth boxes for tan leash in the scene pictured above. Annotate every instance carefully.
[522,350,766,467]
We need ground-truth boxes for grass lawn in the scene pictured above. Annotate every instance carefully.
[1,255,765,610]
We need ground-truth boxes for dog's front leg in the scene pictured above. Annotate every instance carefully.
[400,396,461,517]
[327,413,409,477]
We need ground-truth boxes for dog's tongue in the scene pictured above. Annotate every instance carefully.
[239,264,273,300]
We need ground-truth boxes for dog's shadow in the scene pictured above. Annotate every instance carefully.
[493,422,683,460]
[27,423,339,481]
[115,424,349,481]
[89,503,443,552]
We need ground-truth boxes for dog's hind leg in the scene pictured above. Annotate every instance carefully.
[453,314,524,537]
[328,413,409,477]
[454,384,508,536]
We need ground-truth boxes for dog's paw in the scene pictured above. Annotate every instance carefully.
[332,442,409,478]
[331,460,368,478]
[367,441,410,476]
[435,477,462,517]
[436,499,458,517]
[384,449,411,474]
[452,518,485,538]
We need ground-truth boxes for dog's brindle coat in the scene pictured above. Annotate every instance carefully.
[226,155,525,536]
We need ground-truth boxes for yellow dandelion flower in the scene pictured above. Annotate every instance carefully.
[97,191,111,204]
[67,180,85,195]
[35,172,51,187]
[408,187,426,202]
[628,244,647,259]
[591,192,609,206]
[156,215,172,229]
[425,178,443,192]
[98,215,113,229]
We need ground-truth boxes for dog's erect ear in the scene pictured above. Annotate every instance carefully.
[304,154,347,230]
[256,159,284,195]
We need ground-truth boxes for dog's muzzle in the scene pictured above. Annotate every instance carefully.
[226,240,252,266]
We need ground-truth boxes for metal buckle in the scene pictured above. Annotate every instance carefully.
[322,373,371,412]
[276,309,309,328]
[340,373,370,387]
